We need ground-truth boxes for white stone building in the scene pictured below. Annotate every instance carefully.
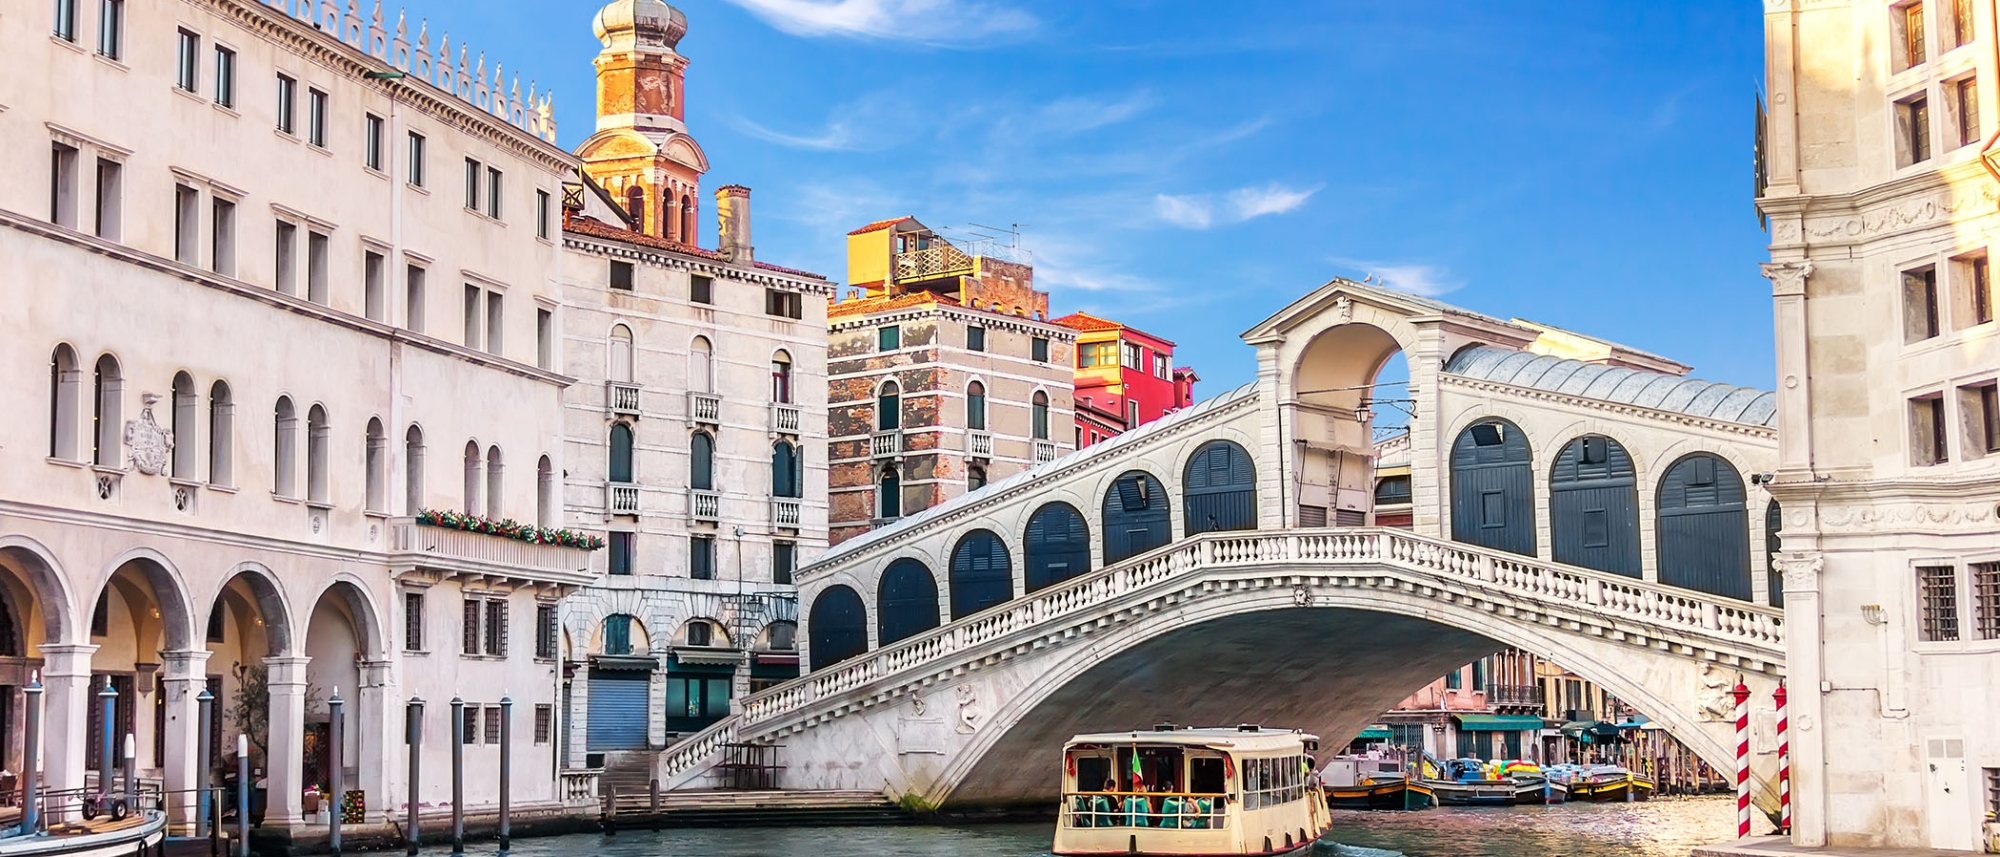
[2,0,593,840]
[1761,0,2000,849]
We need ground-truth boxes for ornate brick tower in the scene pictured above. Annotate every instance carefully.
[576,0,709,246]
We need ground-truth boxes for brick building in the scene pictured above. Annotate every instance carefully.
[1053,311,1197,448]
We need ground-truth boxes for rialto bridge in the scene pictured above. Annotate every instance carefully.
[647,279,1792,810]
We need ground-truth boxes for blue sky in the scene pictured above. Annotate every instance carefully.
[458,0,1772,393]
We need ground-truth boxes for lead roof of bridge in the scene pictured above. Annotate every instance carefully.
[811,381,1262,568]
[1445,345,1778,427]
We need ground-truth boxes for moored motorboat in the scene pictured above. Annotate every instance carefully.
[1424,758,1515,807]
[1550,764,1653,802]
[1055,725,1331,856]
[1320,754,1433,810]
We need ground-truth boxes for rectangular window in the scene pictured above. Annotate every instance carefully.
[92,158,120,240]
[535,189,551,239]
[96,0,121,60]
[691,536,714,580]
[364,114,384,171]
[1154,350,1171,380]
[306,231,329,303]
[966,325,986,351]
[765,289,802,318]
[535,604,557,659]
[403,591,425,651]
[1899,1,1928,70]
[689,274,712,304]
[1911,393,1950,465]
[1121,342,1142,369]
[1905,266,1941,342]
[176,30,199,92]
[1986,767,2000,818]
[54,0,77,41]
[307,89,328,147]
[50,143,78,228]
[1918,564,1959,642]
[486,167,502,219]
[1898,94,1933,167]
[464,158,481,210]
[405,265,426,331]
[363,250,386,321]
[463,285,482,349]
[213,46,235,108]
[536,308,553,369]
[485,292,504,356]
[533,705,552,744]
[1978,256,1994,325]
[460,704,478,744]
[1032,336,1051,363]
[173,185,199,264]
[1962,382,2000,456]
[609,260,634,291]
[275,74,296,134]
[1957,77,1981,147]
[483,706,501,744]
[878,326,901,351]
[274,221,297,294]
[1079,342,1113,367]
[1953,253,1992,329]
[462,600,482,656]
[773,541,796,585]
[210,198,235,276]
[1952,0,1977,47]
[484,600,508,657]
[608,531,634,575]
[407,132,426,186]
[1972,561,2000,640]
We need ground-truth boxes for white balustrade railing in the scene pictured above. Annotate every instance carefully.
[607,381,641,416]
[772,498,802,528]
[669,526,1787,786]
[689,392,721,424]
[1033,440,1058,463]
[387,517,592,579]
[967,431,994,458]
[870,431,902,458]
[771,403,802,435]
[691,489,720,522]
[606,482,640,515]
[559,769,602,806]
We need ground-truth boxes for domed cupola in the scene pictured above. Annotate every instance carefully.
[593,0,688,51]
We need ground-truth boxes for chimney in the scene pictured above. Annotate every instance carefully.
[715,185,753,263]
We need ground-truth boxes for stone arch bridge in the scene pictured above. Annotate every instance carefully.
[655,279,1790,810]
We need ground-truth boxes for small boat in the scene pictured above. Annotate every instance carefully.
[1055,725,1331,856]
[1424,758,1515,807]
[1552,764,1655,802]
[1319,757,1434,810]
[1509,774,1567,804]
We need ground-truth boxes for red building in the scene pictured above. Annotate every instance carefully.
[1052,312,1197,448]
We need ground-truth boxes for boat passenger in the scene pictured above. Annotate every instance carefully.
[1096,779,1120,827]
[1123,787,1153,827]
[1157,783,1182,829]
[1183,793,1211,830]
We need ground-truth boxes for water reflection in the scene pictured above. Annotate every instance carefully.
[445,795,1734,857]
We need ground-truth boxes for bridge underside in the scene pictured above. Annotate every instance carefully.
[943,609,1499,806]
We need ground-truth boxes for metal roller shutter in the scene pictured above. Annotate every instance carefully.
[586,669,650,752]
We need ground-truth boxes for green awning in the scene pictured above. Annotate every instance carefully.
[1355,727,1393,741]
[1453,714,1546,732]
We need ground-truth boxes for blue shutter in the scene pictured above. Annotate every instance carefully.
[1657,454,1751,601]
[1448,420,1536,557]
[1025,502,1091,592]
[1549,435,1641,577]
[1183,441,1256,535]
[1102,471,1170,564]
[808,586,867,670]
[877,559,940,645]
[949,530,1012,620]
[585,669,650,751]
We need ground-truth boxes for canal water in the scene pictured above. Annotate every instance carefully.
[471,795,1735,857]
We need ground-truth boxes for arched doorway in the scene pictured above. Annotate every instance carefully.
[1101,471,1170,565]
[1024,503,1091,593]
[1548,435,1641,577]
[1183,440,1256,536]
[1657,454,1751,601]
[587,614,651,752]
[0,542,65,781]
[877,559,940,646]
[87,556,194,784]
[203,569,291,807]
[807,587,867,670]
[298,581,378,823]
[949,531,1012,620]
[1290,319,1408,527]
[1448,419,1536,557]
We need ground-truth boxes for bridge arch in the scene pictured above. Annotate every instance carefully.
[1447,417,1536,557]
[1101,470,1171,564]
[877,558,941,645]
[948,530,1012,620]
[1023,502,1091,593]
[1183,440,1256,536]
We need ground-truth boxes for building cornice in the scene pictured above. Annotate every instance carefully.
[563,233,835,295]
[828,304,1078,339]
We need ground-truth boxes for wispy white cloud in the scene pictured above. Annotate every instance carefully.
[718,0,1035,44]
[1330,257,1465,298]
[1155,182,1322,230]
[726,90,922,152]
[1031,91,1158,135]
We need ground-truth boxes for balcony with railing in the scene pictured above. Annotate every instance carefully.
[771,403,802,435]
[1487,684,1546,710]
[966,431,993,459]
[387,517,594,585]
[772,498,802,529]
[607,381,642,416]
[1033,440,1059,464]
[689,391,721,425]
[870,431,903,458]
[691,489,721,523]
[892,244,975,283]
[606,482,641,516]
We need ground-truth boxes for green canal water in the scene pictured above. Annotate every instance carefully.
[475,795,1738,857]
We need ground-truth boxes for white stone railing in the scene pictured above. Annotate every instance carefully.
[658,718,738,782]
[967,431,993,458]
[387,517,590,581]
[688,392,722,425]
[690,489,720,522]
[1033,440,1058,463]
[607,381,641,416]
[771,403,802,435]
[606,482,640,516]
[559,768,602,807]
[772,498,802,529]
[870,431,902,458]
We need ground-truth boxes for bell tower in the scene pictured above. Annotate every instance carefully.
[577,0,709,245]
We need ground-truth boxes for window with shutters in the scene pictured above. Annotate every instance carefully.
[773,541,796,585]
[535,604,557,659]
[307,89,328,147]
[1951,0,1976,47]
[608,531,634,575]
[176,30,199,91]
[1896,93,1932,168]
[878,326,900,351]
[1953,76,1981,148]
[462,600,481,656]
[1919,564,1960,642]
[690,536,715,580]
[403,592,425,651]
[483,706,501,744]
[1905,266,1943,343]
[765,289,802,318]
[1910,393,1950,466]
[533,705,553,744]
[484,600,508,657]
[1959,381,1999,458]
[460,705,478,744]
[603,614,633,655]
[1895,1,1927,70]
[687,621,712,647]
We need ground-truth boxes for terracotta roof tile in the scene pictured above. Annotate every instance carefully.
[847,216,914,236]
[1051,311,1123,332]
[826,290,959,318]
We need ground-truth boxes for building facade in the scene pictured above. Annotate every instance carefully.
[826,217,1077,546]
[554,1,834,782]
[1760,0,2000,848]
[1053,312,1197,449]
[6,0,588,836]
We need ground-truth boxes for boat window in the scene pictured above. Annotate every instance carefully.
[1190,756,1226,795]
[1076,756,1112,792]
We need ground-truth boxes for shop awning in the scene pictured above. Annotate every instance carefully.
[670,648,745,667]
[1453,714,1546,731]
[1355,727,1394,741]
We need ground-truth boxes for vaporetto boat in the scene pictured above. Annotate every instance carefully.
[1054,725,1331,857]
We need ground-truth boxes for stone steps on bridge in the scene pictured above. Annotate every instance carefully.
[603,789,907,828]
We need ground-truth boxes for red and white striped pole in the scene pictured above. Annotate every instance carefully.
[1775,684,1791,835]
[1733,681,1752,838]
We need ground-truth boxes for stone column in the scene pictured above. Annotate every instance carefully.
[263,655,311,829]
[356,660,395,822]
[37,643,97,802]
[566,669,589,768]
[1775,551,1826,845]
[160,649,211,825]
